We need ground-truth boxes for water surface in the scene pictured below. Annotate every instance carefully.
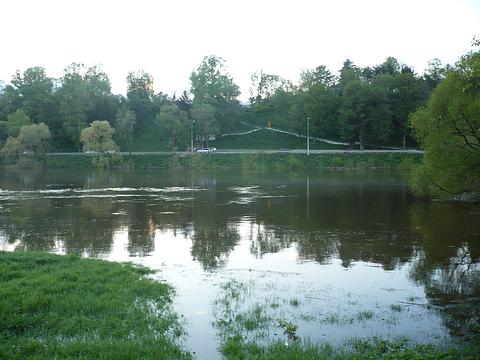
[1,169,479,358]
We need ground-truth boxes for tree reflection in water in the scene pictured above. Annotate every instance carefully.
[0,168,479,338]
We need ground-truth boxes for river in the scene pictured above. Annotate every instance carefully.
[0,168,479,359]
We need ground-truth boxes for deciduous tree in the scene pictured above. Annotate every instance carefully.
[80,120,117,153]
[410,49,480,197]
[6,109,31,137]
[192,103,219,148]
[127,70,155,128]
[339,80,391,149]
[155,103,188,150]
[115,107,136,158]
[17,123,51,156]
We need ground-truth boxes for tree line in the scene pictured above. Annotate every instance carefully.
[247,57,447,149]
[0,55,448,156]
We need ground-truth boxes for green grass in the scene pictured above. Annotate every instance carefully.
[0,251,191,360]
[215,128,344,150]
[221,335,479,360]
[129,122,345,151]
[131,124,172,152]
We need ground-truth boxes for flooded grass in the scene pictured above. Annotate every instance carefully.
[290,298,301,307]
[390,304,403,312]
[0,251,191,359]
[213,277,480,359]
[220,334,480,360]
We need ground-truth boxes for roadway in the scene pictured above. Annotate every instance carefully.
[47,149,423,155]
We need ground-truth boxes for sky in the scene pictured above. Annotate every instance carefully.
[1,0,479,101]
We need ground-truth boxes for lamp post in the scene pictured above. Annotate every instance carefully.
[191,119,195,154]
[307,116,310,155]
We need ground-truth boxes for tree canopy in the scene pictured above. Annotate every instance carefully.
[80,120,117,153]
[0,54,449,155]
[410,49,480,197]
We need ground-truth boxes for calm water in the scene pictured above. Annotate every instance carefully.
[1,169,479,358]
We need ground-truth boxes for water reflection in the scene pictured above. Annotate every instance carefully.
[1,168,479,342]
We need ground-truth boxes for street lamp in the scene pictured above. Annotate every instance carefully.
[307,116,310,155]
[191,119,195,154]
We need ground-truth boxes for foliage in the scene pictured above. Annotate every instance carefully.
[80,120,117,153]
[190,55,240,104]
[10,67,54,124]
[126,70,156,128]
[0,251,191,359]
[244,57,432,149]
[0,53,448,152]
[192,103,219,147]
[0,136,22,159]
[6,109,31,137]
[250,71,290,103]
[17,123,51,156]
[156,103,189,150]
[339,80,391,149]
[410,49,480,197]
[0,123,51,165]
[56,64,118,150]
[299,65,335,90]
[190,55,241,133]
[115,106,136,155]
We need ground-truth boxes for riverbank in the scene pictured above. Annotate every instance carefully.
[0,251,191,360]
[28,152,423,171]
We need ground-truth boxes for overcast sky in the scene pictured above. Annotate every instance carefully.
[1,0,479,100]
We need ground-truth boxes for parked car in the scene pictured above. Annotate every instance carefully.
[196,147,217,153]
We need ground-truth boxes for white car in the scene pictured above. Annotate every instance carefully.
[196,147,217,153]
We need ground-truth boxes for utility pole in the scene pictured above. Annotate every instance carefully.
[307,116,310,155]
[191,119,195,154]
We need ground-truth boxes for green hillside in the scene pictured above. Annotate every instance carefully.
[215,129,345,150]
[130,124,346,151]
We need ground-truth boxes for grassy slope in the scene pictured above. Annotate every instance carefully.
[129,123,345,152]
[0,251,191,360]
[215,129,345,150]
[131,125,172,152]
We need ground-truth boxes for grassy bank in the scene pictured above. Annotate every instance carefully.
[0,251,191,360]
[36,152,422,171]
